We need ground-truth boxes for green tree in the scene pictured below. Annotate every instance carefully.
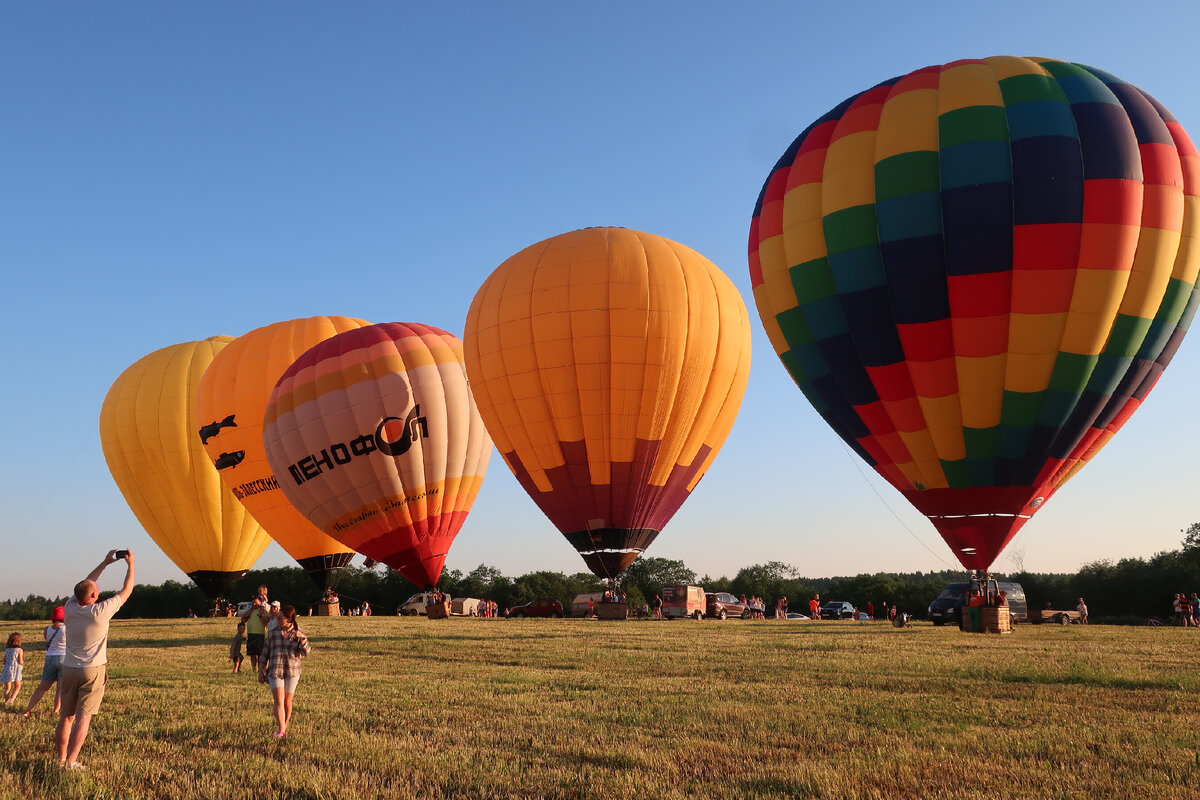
[729,562,812,611]
[618,557,697,609]
[1181,522,1200,550]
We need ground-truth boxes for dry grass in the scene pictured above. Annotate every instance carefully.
[0,617,1196,799]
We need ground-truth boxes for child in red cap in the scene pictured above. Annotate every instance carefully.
[20,606,66,717]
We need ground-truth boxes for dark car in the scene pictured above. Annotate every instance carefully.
[819,601,856,619]
[508,599,564,618]
[928,581,1027,626]
[705,592,750,620]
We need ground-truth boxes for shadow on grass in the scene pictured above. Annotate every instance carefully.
[997,665,1179,691]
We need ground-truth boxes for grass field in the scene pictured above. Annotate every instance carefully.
[0,616,1196,799]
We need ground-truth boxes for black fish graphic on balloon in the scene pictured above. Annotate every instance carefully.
[198,414,237,444]
[214,451,245,470]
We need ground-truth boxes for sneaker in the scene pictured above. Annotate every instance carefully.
[65,762,85,770]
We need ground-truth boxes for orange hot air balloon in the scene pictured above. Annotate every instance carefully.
[100,338,272,598]
[262,323,492,590]
[195,316,371,587]
[464,227,752,579]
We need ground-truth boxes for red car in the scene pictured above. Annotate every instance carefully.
[508,599,564,618]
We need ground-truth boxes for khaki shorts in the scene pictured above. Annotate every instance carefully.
[59,666,107,717]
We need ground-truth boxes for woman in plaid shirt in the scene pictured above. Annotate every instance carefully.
[257,604,311,738]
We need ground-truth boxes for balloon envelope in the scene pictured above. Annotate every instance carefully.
[749,56,1200,570]
[100,337,273,598]
[195,316,371,587]
[262,323,492,589]
[464,227,752,578]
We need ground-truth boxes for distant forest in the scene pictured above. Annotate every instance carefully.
[5,524,1198,623]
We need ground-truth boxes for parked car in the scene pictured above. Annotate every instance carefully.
[785,613,809,621]
[928,580,1027,626]
[820,601,856,619]
[661,585,706,619]
[398,592,451,616]
[705,592,750,620]
[509,599,564,618]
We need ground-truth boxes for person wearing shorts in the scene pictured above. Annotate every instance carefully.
[21,606,67,717]
[56,550,135,769]
[241,596,270,671]
[258,604,310,738]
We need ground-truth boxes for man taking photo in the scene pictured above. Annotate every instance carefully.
[56,549,135,769]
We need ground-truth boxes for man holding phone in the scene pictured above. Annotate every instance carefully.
[240,585,271,672]
[56,549,135,769]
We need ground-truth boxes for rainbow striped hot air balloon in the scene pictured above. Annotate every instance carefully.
[749,56,1199,571]
[262,323,492,590]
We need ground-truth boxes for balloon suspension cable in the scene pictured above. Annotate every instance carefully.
[838,442,956,570]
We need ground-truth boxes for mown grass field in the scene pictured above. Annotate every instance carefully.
[0,616,1196,799]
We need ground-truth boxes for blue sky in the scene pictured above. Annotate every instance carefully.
[3,2,1199,599]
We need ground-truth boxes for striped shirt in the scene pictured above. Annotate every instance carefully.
[259,625,310,680]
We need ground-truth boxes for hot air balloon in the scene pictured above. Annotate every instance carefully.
[749,56,1200,572]
[261,323,492,590]
[100,338,273,598]
[195,316,371,587]
[464,227,752,579]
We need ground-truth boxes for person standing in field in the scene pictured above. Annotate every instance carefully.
[1191,593,1199,626]
[1076,598,1088,625]
[56,549,135,769]
[2,632,24,703]
[809,595,820,620]
[1172,593,1189,626]
[240,594,270,671]
[230,622,246,674]
[258,604,311,738]
[21,606,67,717]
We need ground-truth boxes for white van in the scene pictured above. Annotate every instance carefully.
[398,592,451,616]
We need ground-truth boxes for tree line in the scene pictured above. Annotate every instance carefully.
[4,523,1198,622]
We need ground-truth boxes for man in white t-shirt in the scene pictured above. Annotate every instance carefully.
[55,549,135,769]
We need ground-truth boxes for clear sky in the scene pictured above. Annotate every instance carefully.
[3,2,1198,600]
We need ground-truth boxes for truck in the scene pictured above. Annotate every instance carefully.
[661,585,705,619]
[451,597,485,617]
[571,592,606,618]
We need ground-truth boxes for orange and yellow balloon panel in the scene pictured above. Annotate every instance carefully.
[464,227,752,579]
[100,337,272,599]
[749,57,1200,571]
[194,316,371,587]
[262,322,492,590]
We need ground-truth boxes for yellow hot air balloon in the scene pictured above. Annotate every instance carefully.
[194,316,370,587]
[464,227,752,579]
[100,337,272,598]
